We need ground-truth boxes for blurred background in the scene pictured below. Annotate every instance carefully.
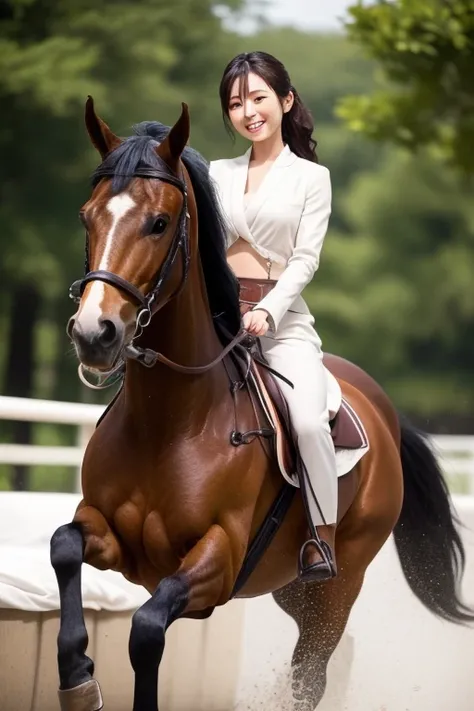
[1,0,473,493]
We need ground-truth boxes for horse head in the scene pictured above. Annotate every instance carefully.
[68,97,192,374]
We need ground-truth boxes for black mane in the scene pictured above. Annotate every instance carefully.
[92,122,241,339]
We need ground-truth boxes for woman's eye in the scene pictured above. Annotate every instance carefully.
[151,216,169,236]
[255,96,265,103]
[229,102,241,110]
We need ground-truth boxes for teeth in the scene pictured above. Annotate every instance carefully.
[248,121,264,130]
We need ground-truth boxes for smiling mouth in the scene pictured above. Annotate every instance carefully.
[247,121,265,132]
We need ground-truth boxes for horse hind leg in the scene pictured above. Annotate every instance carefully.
[273,390,403,710]
[272,547,366,711]
[50,506,125,711]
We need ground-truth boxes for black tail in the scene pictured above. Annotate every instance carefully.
[394,420,474,624]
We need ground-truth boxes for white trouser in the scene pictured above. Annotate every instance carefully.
[259,334,338,527]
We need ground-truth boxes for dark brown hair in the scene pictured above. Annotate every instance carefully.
[219,51,318,163]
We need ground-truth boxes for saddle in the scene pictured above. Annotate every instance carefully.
[251,359,366,476]
[236,278,367,479]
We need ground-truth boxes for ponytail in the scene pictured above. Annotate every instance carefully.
[282,87,318,163]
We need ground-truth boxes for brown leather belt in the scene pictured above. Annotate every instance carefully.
[238,277,277,316]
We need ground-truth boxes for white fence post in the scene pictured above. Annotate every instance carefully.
[430,435,474,496]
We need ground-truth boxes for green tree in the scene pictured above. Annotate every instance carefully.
[337,0,474,173]
[312,149,474,418]
[0,0,245,489]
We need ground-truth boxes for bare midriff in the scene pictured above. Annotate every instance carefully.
[227,237,283,280]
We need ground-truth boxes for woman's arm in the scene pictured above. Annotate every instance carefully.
[255,166,332,332]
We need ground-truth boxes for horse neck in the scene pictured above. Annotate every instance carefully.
[124,256,227,418]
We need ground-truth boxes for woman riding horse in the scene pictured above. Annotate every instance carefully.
[211,51,337,582]
[50,90,473,711]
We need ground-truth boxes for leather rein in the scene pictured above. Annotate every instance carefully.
[70,158,247,388]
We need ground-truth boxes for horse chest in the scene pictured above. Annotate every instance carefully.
[82,414,256,575]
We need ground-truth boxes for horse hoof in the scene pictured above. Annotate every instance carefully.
[58,679,103,711]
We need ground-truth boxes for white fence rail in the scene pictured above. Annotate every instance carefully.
[0,395,474,494]
[0,396,104,492]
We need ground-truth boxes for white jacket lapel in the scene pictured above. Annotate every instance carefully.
[229,150,253,242]
[251,144,297,213]
[227,145,298,240]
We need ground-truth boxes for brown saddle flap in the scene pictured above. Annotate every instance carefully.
[252,360,367,475]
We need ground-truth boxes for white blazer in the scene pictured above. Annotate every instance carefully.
[209,144,332,332]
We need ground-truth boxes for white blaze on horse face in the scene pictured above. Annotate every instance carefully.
[78,193,136,331]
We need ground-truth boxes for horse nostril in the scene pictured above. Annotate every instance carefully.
[98,318,118,347]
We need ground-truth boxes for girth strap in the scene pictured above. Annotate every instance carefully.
[230,483,296,597]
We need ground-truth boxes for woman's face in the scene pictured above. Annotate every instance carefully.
[227,71,293,144]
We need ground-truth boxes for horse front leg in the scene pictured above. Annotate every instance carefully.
[129,523,234,711]
[50,522,102,711]
[50,506,125,711]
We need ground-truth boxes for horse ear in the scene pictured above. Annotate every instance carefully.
[157,103,190,170]
[85,96,121,158]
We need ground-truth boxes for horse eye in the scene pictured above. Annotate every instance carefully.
[151,216,169,236]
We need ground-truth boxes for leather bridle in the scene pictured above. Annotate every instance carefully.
[70,157,247,388]
[70,160,191,330]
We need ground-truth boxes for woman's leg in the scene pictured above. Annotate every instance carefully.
[260,335,338,581]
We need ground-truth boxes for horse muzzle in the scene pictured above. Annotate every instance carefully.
[68,314,126,371]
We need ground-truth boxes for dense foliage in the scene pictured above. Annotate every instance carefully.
[1,0,472,489]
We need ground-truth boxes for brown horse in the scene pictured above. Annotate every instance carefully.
[51,98,473,711]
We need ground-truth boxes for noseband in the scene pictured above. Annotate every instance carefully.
[70,157,247,389]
